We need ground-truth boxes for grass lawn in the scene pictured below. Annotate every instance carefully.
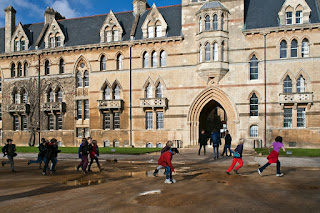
[255,148,320,157]
[4,147,162,155]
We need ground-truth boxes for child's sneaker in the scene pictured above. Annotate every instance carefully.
[276,173,284,177]
[226,172,231,175]
[153,169,158,177]
[257,169,262,176]
[164,179,172,184]
[233,169,239,174]
[171,179,177,183]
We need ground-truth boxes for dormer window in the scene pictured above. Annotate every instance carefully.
[148,25,154,38]
[100,10,123,43]
[56,35,61,47]
[14,38,20,51]
[44,20,65,49]
[49,34,55,48]
[156,23,162,37]
[296,11,302,24]
[11,24,30,52]
[106,28,112,42]
[286,11,292,25]
[142,5,168,39]
[279,2,311,26]
[21,38,26,51]
[113,26,119,42]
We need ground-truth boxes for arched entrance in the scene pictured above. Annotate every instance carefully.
[188,87,239,146]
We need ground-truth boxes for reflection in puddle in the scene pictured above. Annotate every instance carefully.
[139,190,161,196]
[64,166,191,186]
[64,171,152,186]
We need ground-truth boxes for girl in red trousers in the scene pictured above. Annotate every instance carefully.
[226,139,244,175]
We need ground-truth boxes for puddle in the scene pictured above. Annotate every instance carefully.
[139,190,161,196]
[65,179,105,186]
[64,171,150,186]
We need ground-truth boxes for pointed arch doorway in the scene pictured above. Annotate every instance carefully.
[188,87,239,146]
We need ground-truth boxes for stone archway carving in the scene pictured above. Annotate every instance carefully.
[187,87,239,146]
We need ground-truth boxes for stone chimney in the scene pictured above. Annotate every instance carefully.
[44,7,65,24]
[133,0,149,16]
[4,5,16,53]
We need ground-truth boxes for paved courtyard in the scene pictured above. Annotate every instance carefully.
[0,148,319,213]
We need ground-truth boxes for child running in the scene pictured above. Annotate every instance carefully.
[1,139,17,172]
[258,136,286,177]
[88,140,103,172]
[157,147,179,184]
[226,138,244,175]
[28,138,47,169]
[153,140,173,176]
[76,138,91,174]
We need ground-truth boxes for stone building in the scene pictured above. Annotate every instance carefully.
[0,0,319,148]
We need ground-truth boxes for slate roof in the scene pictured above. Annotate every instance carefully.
[0,5,182,54]
[0,28,4,53]
[245,0,320,30]
[198,1,228,12]
[135,5,182,39]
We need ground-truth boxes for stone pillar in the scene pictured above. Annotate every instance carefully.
[4,5,16,53]
[133,0,147,16]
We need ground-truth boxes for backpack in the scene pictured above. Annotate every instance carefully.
[78,143,83,159]
[2,145,7,156]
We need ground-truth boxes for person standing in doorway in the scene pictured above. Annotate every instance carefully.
[222,130,232,156]
[210,129,221,159]
[2,139,17,172]
[258,136,286,177]
[198,130,208,155]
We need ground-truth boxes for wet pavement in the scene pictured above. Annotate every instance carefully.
[0,148,319,212]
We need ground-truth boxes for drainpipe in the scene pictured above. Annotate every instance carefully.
[38,54,41,146]
[264,33,267,148]
[129,45,132,147]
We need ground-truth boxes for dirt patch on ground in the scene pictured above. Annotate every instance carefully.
[0,158,319,213]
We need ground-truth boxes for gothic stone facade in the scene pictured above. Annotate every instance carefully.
[0,0,320,148]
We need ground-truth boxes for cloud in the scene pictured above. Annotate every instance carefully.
[12,0,43,17]
[51,0,80,19]
[70,0,92,8]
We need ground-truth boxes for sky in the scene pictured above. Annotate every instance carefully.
[0,0,181,28]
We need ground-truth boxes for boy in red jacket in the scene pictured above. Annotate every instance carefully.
[157,148,179,184]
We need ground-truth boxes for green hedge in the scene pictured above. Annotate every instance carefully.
[2,147,162,155]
